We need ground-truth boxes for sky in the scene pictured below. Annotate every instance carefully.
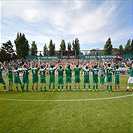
[0,0,132,52]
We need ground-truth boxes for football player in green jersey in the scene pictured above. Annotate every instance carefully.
[91,64,99,91]
[104,61,114,92]
[31,62,40,92]
[13,66,23,92]
[124,62,133,91]
[39,65,47,91]
[0,65,7,92]
[65,64,72,91]
[83,65,91,91]
[73,64,82,91]
[8,68,13,92]
[47,64,56,92]
[57,65,64,91]
[21,64,29,92]
[114,65,120,92]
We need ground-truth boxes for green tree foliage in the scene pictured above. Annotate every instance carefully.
[60,40,66,51]
[14,32,29,58]
[43,44,48,56]
[30,41,37,56]
[0,40,14,61]
[72,38,80,55]
[67,42,72,50]
[103,38,112,55]
[118,45,124,55]
[131,39,133,54]
[112,48,119,54]
[48,39,55,56]
[125,39,132,54]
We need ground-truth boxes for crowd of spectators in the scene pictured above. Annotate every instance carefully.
[0,58,133,75]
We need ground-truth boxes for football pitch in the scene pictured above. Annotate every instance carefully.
[0,75,133,133]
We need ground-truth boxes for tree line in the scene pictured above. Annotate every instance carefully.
[0,32,133,62]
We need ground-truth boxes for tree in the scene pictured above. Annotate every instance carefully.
[14,32,29,58]
[125,39,132,54]
[43,44,48,56]
[72,38,80,55]
[48,39,55,56]
[112,48,119,54]
[131,39,133,54]
[30,41,37,56]
[103,38,112,55]
[0,40,14,61]
[60,39,66,51]
[118,45,124,55]
[67,42,72,50]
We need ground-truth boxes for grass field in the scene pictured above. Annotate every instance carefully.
[0,75,133,133]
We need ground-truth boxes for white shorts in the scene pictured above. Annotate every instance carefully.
[128,77,133,84]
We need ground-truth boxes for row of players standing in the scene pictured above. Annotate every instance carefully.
[0,60,133,92]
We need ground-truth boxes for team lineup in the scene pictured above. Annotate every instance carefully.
[0,60,133,92]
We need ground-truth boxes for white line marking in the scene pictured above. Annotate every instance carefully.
[0,94,133,102]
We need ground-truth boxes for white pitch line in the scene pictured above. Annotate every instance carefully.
[0,94,133,102]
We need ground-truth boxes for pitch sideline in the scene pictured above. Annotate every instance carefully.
[0,94,133,102]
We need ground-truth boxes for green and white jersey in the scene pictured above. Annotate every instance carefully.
[114,69,120,78]
[91,68,99,76]
[73,67,81,77]
[129,67,133,77]
[83,68,90,78]
[48,67,56,77]
[105,67,113,76]
[13,70,20,78]
[65,69,72,77]
[21,68,29,77]
[31,68,39,76]
[57,69,64,77]
[8,71,13,81]
[100,76,105,84]
[40,68,46,77]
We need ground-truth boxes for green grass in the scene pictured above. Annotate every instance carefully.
[0,75,133,133]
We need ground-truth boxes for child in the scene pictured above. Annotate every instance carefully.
[100,74,105,91]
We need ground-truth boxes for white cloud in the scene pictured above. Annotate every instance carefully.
[1,0,132,50]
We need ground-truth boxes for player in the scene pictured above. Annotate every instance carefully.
[47,64,56,92]
[114,65,120,92]
[104,61,114,92]
[91,63,99,91]
[100,74,105,91]
[13,66,23,92]
[124,62,133,91]
[8,68,13,92]
[83,65,91,91]
[31,62,40,92]
[39,65,47,91]
[73,64,82,91]
[57,65,64,91]
[0,64,7,92]
[21,64,29,92]
[65,64,72,91]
